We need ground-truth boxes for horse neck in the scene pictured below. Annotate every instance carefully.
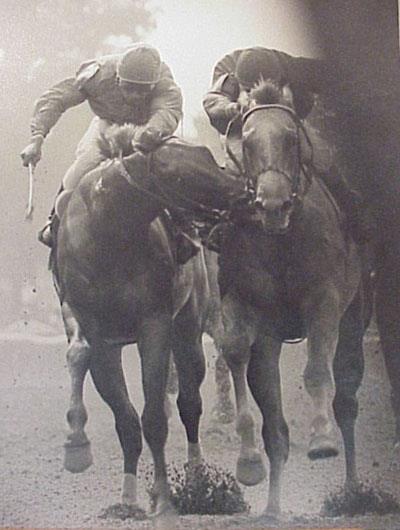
[88,172,162,242]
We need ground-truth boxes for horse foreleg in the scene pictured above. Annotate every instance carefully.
[304,292,340,459]
[221,294,266,486]
[375,265,400,448]
[138,314,174,517]
[164,357,178,419]
[172,303,206,466]
[62,304,93,473]
[213,353,235,424]
[90,345,142,507]
[333,287,364,491]
[247,336,287,517]
[203,249,235,424]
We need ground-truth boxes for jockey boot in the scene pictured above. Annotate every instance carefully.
[176,230,201,265]
[38,184,64,248]
[167,210,201,265]
[38,208,60,248]
[38,216,54,247]
[38,212,59,248]
[204,224,223,253]
[199,221,235,254]
[319,166,374,244]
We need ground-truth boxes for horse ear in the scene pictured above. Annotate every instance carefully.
[238,90,252,112]
[282,84,294,108]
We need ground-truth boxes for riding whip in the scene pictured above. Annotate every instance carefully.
[25,162,34,221]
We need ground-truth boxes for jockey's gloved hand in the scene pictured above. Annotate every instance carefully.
[20,136,43,167]
[136,127,163,153]
[225,102,241,120]
[237,90,251,114]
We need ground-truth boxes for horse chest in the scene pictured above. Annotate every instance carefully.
[225,230,324,306]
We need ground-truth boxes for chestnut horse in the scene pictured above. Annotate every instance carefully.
[51,128,244,518]
[217,82,365,516]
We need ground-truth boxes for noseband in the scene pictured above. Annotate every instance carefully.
[241,104,314,200]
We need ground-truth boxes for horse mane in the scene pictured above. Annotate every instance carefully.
[97,123,136,159]
[249,78,283,106]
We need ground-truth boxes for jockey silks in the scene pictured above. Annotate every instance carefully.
[30,53,182,139]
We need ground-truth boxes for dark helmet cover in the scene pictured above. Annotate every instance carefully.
[117,43,161,84]
[236,48,285,89]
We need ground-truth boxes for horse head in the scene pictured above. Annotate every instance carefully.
[240,79,313,233]
[93,123,168,225]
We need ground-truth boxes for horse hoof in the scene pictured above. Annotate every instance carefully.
[261,509,280,523]
[99,503,147,521]
[150,502,178,529]
[308,434,339,460]
[345,479,361,495]
[236,453,267,486]
[64,441,93,473]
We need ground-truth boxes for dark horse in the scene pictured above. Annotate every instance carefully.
[51,127,244,517]
[217,81,365,516]
[307,1,400,451]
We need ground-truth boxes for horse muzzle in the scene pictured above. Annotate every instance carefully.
[253,198,294,234]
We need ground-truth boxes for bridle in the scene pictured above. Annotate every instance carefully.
[116,142,225,225]
[230,104,314,202]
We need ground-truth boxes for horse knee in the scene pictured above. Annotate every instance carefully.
[215,355,231,394]
[66,343,91,382]
[304,361,332,393]
[221,334,250,367]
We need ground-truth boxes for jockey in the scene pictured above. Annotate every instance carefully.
[203,46,373,244]
[21,43,185,250]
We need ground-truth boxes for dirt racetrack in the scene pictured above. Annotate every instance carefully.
[1,321,399,530]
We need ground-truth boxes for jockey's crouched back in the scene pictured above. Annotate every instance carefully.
[20,43,203,263]
[202,46,374,245]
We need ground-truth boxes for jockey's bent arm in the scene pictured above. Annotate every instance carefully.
[144,66,183,137]
[203,75,241,134]
[203,50,242,134]
[30,78,86,140]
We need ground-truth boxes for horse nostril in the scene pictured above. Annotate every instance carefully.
[254,198,264,210]
[282,200,293,212]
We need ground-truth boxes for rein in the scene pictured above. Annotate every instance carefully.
[116,147,224,224]
[225,119,256,200]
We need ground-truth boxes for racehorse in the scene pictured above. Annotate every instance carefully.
[306,0,400,456]
[217,80,365,516]
[51,126,244,517]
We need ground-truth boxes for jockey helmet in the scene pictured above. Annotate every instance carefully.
[117,43,161,84]
[235,48,285,90]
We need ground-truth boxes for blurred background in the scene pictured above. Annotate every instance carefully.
[0,0,320,332]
